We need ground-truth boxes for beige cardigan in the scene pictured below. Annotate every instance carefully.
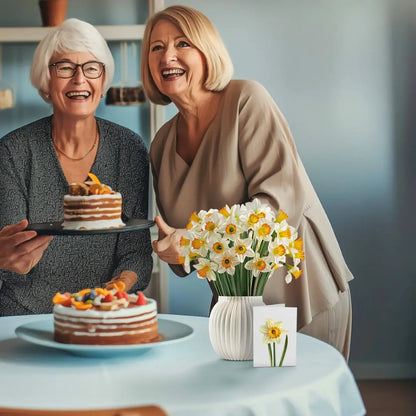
[150,79,354,328]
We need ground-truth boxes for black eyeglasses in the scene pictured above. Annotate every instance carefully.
[49,60,105,79]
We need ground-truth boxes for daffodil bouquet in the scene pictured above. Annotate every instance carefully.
[179,199,304,296]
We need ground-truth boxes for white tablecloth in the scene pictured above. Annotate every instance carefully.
[0,314,365,415]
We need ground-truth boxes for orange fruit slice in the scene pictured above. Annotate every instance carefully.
[52,292,72,306]
[109,280,126,292]
[71,300,93,310]
[88,172,101,185]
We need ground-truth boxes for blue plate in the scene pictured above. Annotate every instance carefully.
[15,317,193,358]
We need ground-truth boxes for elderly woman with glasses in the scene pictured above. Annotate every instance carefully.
[0,19,152,316]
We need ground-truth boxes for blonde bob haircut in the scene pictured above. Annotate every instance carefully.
[141,5,234,105]
[31,18,115,103]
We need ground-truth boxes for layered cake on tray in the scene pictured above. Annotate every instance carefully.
[62,173,125,230]
[52,282,159,345]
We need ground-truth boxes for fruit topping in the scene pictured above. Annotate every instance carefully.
[68,173,115,196]
[136,292,146,306]
[53,286,146,311]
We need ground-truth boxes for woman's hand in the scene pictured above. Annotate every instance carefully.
[152,216,187,265]
[0,219,53,274]
[105,270,138,292]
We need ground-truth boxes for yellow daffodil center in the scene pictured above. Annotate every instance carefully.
[279,229,291,239]
[226,224,237,235]
[222,257,232,268]
[198,266,209,278]
[295,250,305,260]
[273,245,286,256]
[248,214,259,226]
[255,259,267,271]
[276,210,288,223]
[192,238,204,249]
[205,221,216,232]
[189,211,200,222]
[268,326,281,339]
[257,212,266,218]
[219,206,231,217]
[180,237,190,247]
[293,269,303,279]
[294,238,303,250]
[235,245,246,254]
[258,224,271,237]
[213,242,224,253]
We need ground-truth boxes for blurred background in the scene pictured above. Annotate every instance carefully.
[0,0,414,381]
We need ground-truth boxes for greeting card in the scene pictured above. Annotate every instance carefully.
[253,305,297,367]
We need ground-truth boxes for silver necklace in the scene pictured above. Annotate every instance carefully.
[53,126,98,161]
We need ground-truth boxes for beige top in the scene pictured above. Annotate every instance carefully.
[150,79,353,328]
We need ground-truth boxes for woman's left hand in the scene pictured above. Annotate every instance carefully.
[152,216,186,265]
[105,270,138,291]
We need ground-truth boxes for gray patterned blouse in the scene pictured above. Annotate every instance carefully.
[0,116,153,316]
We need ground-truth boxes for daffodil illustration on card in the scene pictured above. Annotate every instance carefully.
[253,306,297,367]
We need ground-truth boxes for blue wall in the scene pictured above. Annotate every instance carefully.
[1,0,414,379]
[164,0,416,379]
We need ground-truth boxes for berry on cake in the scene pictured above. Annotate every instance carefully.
[52,281,159,345]
[62,172,125,230]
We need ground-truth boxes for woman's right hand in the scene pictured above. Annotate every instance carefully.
[0,219,53,274]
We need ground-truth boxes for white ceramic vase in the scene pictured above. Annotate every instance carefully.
[209,296,265,360]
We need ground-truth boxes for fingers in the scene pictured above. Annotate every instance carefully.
[154,216,175,238]
[0,219,30,237]
[17,235,53,256]
[152,217,188,264]
[19,240,51,274]
[152,235,181,264]
[0,218,53,274]
[2,236,53,274]
[105,271,138,291]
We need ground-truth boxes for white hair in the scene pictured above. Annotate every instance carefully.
[30,18,115,103]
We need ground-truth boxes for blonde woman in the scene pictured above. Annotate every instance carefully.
[142,6,354,360]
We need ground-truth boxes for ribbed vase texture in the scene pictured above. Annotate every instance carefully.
[209,296,265,360]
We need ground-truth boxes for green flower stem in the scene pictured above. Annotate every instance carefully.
[229,272,237,296]
[255,272,270,296]
[268,343,273,367]
[220,273,229,296]
[235,264,241,295]
[243,264,250,295]
[279,335,289,367]
[250,275,255,295]
[215,273,226,296]
[241,263,246,295]
[223,272,233,295]
[212,279,220,295]
[258,240,268,257]
[273,342,276,367]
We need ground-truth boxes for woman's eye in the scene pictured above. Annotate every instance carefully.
[58,65,74,71]
[151,45,163,52]
[178,40,190,47]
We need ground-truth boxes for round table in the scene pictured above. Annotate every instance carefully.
[0,314,365,415]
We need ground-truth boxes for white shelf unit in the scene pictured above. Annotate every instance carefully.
[0,0,169,312]
[0,25,145,43]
